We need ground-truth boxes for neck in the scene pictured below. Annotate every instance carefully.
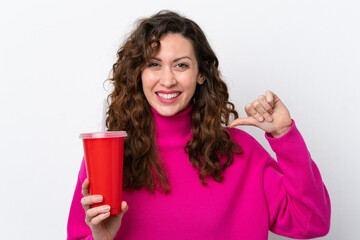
[151,105,193,148]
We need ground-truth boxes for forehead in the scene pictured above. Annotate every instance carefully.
[155,34,195,57]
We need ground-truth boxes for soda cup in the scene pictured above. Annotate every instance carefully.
[79,131,127,215]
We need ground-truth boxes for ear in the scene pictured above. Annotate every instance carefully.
[197,74,206,85]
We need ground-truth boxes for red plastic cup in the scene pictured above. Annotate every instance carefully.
[79,131,127,215]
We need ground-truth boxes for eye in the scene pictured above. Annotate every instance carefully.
[148,62,160,67]
[176,63,189,69]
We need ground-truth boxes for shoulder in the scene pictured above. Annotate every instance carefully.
[226,127,265,151]
[225,126,273,163]
[224,127,272,177]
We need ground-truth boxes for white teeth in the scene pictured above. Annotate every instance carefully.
[157,92,180,100]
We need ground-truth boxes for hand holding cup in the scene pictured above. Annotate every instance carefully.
[81,178,128,240]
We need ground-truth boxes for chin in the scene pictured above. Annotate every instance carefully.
[157,109,178,117]
[154,105,181,117]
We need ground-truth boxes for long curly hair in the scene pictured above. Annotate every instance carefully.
[106,10,242,193]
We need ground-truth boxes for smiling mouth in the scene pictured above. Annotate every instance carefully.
[156,92,181,100]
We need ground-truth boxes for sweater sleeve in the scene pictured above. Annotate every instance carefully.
[67,157,94,240]
[263,120,331,238]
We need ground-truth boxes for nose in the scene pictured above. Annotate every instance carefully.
[159,67,176,88]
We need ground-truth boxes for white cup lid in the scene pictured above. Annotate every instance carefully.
[79,131,127,139]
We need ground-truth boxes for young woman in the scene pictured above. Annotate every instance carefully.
[67,10,331,240]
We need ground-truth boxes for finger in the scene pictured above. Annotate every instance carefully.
[81,195,103,206]
[253,99,272,122]
[229,117,258,128]
[258,95,274,115]
[116,201,129,219]
[90,211,111,225]
[265,90,281,108]
[81,195,103,212]
[265,90,275,108]
[86,205,111,219]
[121,201,129,213]
[90,201,129,225]
[244,103,264,122]
[81,178,90,197]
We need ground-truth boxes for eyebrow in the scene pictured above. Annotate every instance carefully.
[151,56,192,62]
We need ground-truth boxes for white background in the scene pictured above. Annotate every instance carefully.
[0,0,359,239]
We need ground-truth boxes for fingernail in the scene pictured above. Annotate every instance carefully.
[258,116,263,121]
[96,196,103,202]
[267,116,272,122]
[103,205,110,212]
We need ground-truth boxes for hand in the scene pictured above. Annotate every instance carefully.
[81,178,128,240]
[229,90,292,138]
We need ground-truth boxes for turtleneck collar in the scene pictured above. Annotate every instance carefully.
[151,104,193,148]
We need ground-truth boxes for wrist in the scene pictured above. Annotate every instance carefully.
[268,125,292,138]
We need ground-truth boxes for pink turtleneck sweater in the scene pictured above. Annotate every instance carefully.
[67,105,330,239]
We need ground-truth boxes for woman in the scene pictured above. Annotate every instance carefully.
[67,10,331,240]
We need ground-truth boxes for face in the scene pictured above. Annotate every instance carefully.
[141,34,205,116]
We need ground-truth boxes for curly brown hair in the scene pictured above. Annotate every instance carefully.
[106,10,242,193]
